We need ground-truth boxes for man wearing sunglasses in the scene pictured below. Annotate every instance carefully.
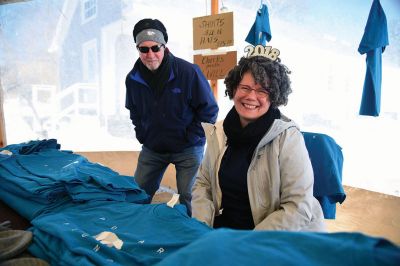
[125,18,219,216]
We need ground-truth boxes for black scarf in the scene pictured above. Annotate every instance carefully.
[223,106,281,162]
[138,49,171,98]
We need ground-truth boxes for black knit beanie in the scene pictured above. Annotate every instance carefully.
[133,18,168,44]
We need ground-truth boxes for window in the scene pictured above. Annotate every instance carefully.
[82,39,98,82]
[81,0,97,24]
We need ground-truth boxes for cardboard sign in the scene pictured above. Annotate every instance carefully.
[194,51,237,80]
[193,12,234,50]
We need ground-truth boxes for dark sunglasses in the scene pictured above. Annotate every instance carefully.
[137,44,164,53]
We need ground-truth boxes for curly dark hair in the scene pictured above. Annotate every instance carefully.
[224,56,292,108]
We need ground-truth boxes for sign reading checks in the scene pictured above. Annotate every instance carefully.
[193,12,234,50]
[194,51,237,80]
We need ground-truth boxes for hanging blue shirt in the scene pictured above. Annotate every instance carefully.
[358,0,389,116]
[245,4,272,45]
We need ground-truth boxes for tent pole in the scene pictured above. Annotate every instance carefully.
[210,0,219,100]
[0,82,6,147]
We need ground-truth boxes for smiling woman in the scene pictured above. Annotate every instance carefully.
[191,55,326,231]
[234,74,272,127]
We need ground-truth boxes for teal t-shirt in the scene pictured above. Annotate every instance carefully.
[29,201,212,265]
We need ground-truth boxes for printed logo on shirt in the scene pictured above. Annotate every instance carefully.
[171,87,182,94]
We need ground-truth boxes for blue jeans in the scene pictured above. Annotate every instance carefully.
[134,145,204,216]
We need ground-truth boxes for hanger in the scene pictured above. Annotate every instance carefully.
[258,0,265,14]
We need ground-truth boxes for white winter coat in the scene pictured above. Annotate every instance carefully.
[192,115,326,231]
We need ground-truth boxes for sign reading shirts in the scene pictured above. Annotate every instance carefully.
[192,12,236,81]
[192,12,234,50]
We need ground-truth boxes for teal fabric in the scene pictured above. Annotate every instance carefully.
[302,132,346,219]
[358,0,389,116]
[157,229,400,266]
[245,4,272,45]
[0,140,149,220]
[0,139,60,155]
[17,151,149,203]
[28,201,212,266]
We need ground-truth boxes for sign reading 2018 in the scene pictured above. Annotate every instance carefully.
[244,45,280,61]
